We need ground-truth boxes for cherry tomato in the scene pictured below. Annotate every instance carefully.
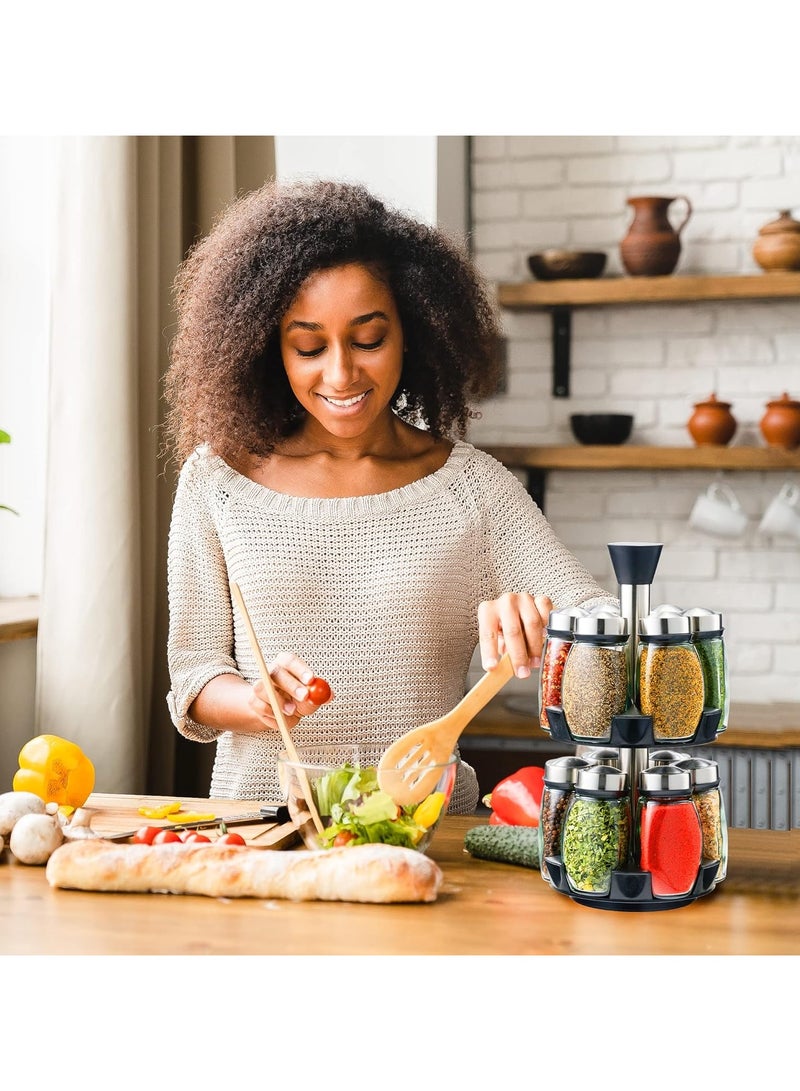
[216,831,247,846]
[153,829,183,844]
[183,831,212,843]
[306,676,332,705]
[132,825,161,844]
[333,831,355,847]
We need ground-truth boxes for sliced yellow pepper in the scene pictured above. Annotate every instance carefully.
[13,734,96,809]
[138,801,183,819]
[167,812,217,824]
[413,791,446,830]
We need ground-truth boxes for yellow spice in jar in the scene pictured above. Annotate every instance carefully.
[639,644,704,740]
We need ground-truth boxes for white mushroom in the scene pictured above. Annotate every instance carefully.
[9,811,65,865]
[0,791,46,836]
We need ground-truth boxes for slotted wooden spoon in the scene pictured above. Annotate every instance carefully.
[377,653,516,806]
[230,581,325,836]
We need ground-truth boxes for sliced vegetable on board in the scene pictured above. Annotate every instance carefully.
[482,765,545,827]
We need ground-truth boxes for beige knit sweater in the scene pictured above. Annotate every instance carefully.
[166,440,614,812]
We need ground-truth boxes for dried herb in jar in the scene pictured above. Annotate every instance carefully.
[538,756,591,883]
[562,643,628,739]
[684,608,728,732]
[562,766,630,895]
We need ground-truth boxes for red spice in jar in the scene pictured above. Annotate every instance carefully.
[639,799,702,897]
[539,637,571,730]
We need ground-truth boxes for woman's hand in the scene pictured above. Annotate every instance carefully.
[249,651,335,726]
[478,592,554,679]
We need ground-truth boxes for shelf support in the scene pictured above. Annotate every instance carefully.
[552,307,571,397]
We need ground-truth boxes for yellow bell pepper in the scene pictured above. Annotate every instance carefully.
[13,733,95,809]
[138,801,183,819]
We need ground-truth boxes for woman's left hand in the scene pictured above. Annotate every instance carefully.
[478,592,554,679]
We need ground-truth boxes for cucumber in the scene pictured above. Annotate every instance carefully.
[464,824,541,869]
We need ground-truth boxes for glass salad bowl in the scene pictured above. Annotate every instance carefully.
[277,744,457,854]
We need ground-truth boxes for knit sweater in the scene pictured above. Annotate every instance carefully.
[166,440,614,812]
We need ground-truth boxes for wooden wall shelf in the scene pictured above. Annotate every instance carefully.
[483,444,800,472]
[0,596,39,644]
[496,272,800,398]
[498,272,800,309]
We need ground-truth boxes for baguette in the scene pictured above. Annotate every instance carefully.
[45,839,443,904]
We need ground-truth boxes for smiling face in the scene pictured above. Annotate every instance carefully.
[278,262,405,445]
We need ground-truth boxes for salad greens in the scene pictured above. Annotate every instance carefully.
[312,762,436,848]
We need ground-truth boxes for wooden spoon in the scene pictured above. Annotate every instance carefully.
[229,582,325,836]
[377,654,516,807]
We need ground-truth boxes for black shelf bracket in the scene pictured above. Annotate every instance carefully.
[552,307,572,398]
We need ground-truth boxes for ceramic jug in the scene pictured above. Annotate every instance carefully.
[760,392,800,450]
[752,210,800,272]
[687,393,737,446]
[620,195,693,276]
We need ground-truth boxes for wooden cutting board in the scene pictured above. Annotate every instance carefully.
[82,792,300,850]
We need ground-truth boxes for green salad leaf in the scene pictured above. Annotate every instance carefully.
[311,761,429,849]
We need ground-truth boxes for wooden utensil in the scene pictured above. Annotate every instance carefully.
[377,653,516,806]
[230,581,325,835]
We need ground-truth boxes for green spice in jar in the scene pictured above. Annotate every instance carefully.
[684,608,729,733]
[562,765,630,895]
[638,615,704,741]
[561,615,629,741]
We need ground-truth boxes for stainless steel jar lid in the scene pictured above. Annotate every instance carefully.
[675,756,720,786]
[682,607,724,633]
[580,746,622,767]
[575,764,627,793]
[639,765,693,793]
[648,748,691,766]
[547,606,589,634]
[574,614,628,638]
[639,613,693,637]
[544,755,592,786]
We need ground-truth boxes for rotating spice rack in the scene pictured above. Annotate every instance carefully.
[542,541,724,912]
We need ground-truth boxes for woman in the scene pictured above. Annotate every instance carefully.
[164,178,613,812]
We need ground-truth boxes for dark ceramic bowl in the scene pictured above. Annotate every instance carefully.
[570,413,634,445]
[528,249,607,281]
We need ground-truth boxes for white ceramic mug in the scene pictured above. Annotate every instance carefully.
[758,482,800,540]
[689,481,748,538]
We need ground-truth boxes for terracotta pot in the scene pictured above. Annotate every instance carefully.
[752,210,800,272]
[760,392,800,449]
[687,393,737,446]
[620,195,693,277]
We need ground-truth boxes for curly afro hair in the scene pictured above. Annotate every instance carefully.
[164,177,502,467]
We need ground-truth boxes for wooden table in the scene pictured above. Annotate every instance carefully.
[0,793,798,956]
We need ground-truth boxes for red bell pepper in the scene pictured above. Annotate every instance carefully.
[483,765,545,827]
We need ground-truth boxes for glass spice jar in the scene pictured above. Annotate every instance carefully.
[577,746,622,767]
[637,613,705,742]
[538,607,587,734]
[538,755,592,885]
[562,765,630,896]
[560,614,630,742]
[683,607,729,733]
[637,765,703,899]
[647,748,691,766]
[676,756,728,884]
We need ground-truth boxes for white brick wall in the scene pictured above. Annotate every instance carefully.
[466,135,800,703]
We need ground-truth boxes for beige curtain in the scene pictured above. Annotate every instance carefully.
[36,135,276,796]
